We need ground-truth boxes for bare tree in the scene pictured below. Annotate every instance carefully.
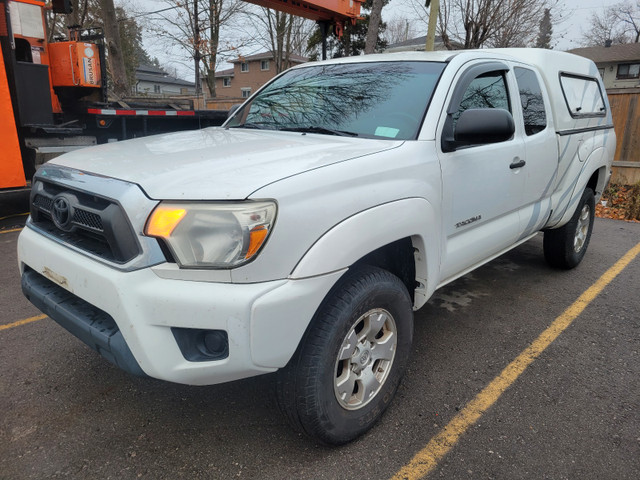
[614,1,640,42]
[411,0,553,49]
[243,7,314,73]
[203,0,246,96]
[580,1,638,46]
[147,0,246,97]
[384,17,415,45]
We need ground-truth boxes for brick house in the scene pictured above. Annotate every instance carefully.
[569,43,640,89]
[211,51,307,99]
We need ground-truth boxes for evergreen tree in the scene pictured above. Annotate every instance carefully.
[118,8,154,88]
[535,8,553,49]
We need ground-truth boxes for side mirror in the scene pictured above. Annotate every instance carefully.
[454,108,515,146]
[227,104,242,119]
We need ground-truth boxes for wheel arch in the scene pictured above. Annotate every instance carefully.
[549,148,610,229]
[290,198,440,309]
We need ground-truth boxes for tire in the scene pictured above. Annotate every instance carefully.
[276,265,414,445]
[544,187,595,269]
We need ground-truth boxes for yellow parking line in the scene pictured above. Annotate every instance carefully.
[0,227,23,234]
[392,241,640,480]
[0,314,47,331]
[0,212,28,221]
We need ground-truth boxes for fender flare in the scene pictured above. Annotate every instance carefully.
[552,147,608,228]
[290,197,440,309]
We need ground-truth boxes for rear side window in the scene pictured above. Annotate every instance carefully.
[560,74,605,117]
[515,67,547,136]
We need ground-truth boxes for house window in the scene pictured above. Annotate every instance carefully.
[223,77,231,87]
[241,88,251,98]
[153,85,161,94]
[261,60,270,71]
[241,62,249,72]
[616,63,640,79]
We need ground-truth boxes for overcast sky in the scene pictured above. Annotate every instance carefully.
[553,0,615,50]
[127,0,619,81]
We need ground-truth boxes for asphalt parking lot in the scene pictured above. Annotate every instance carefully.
[1,196,639,479]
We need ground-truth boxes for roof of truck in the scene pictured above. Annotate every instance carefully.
[294,48,598,78]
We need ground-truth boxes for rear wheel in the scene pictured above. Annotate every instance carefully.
[276,265,413,445]
[544,187,595,269]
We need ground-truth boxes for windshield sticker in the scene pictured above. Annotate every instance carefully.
[375,126,400,138]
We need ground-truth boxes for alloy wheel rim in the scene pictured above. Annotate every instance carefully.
[333,308,397,410]
[574,204,591,253]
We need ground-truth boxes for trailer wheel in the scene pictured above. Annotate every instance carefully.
[275,265,413,445]
[544,187,595,269]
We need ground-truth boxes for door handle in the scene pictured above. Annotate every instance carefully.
[510,159,526,169]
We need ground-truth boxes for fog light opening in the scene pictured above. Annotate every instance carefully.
[171,327,229,362]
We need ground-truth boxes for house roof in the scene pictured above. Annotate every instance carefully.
[385,35,462,52]
[568,43,640,64]
[137,64,166,75]
[214,68,235,78]
[135,65,194,87]
[230,50,308,64]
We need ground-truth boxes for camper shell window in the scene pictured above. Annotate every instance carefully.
[559,73,606,118]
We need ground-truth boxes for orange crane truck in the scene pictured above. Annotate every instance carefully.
[0,0,225,192]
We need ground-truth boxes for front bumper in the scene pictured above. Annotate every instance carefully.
[18,226,344,385]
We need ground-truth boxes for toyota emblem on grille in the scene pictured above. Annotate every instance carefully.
[52,196,73,231]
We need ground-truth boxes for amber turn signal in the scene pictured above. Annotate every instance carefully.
[145,206,187,237]
[245,225,269,259]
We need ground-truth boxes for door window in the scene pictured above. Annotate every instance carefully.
[453,71,511,128]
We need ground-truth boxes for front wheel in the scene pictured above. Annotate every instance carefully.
[544,187,595,269]
[276,265,414,445]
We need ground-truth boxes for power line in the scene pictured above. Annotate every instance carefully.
[126,6,180,21]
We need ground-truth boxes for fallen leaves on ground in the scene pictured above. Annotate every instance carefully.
[596,185,640,222]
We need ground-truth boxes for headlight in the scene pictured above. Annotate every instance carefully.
[144,201,276,268]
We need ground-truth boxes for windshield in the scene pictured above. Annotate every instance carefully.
[225,61,446,140]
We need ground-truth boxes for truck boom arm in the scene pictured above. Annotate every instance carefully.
[242,0,363,36]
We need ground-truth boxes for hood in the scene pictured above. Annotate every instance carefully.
[52,127,402,200]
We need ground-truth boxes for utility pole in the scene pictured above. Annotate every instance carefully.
[194,0,201,96]
[425,0,439,51]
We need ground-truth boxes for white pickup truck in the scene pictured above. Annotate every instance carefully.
[18,49,615,444]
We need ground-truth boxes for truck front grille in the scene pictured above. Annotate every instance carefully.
[72,208,104,231]
[29,180,140,264]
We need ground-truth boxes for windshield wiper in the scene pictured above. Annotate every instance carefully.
[227,122,272,130]
[280,126,359,137]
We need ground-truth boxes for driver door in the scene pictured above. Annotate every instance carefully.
[438,62,526,282]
